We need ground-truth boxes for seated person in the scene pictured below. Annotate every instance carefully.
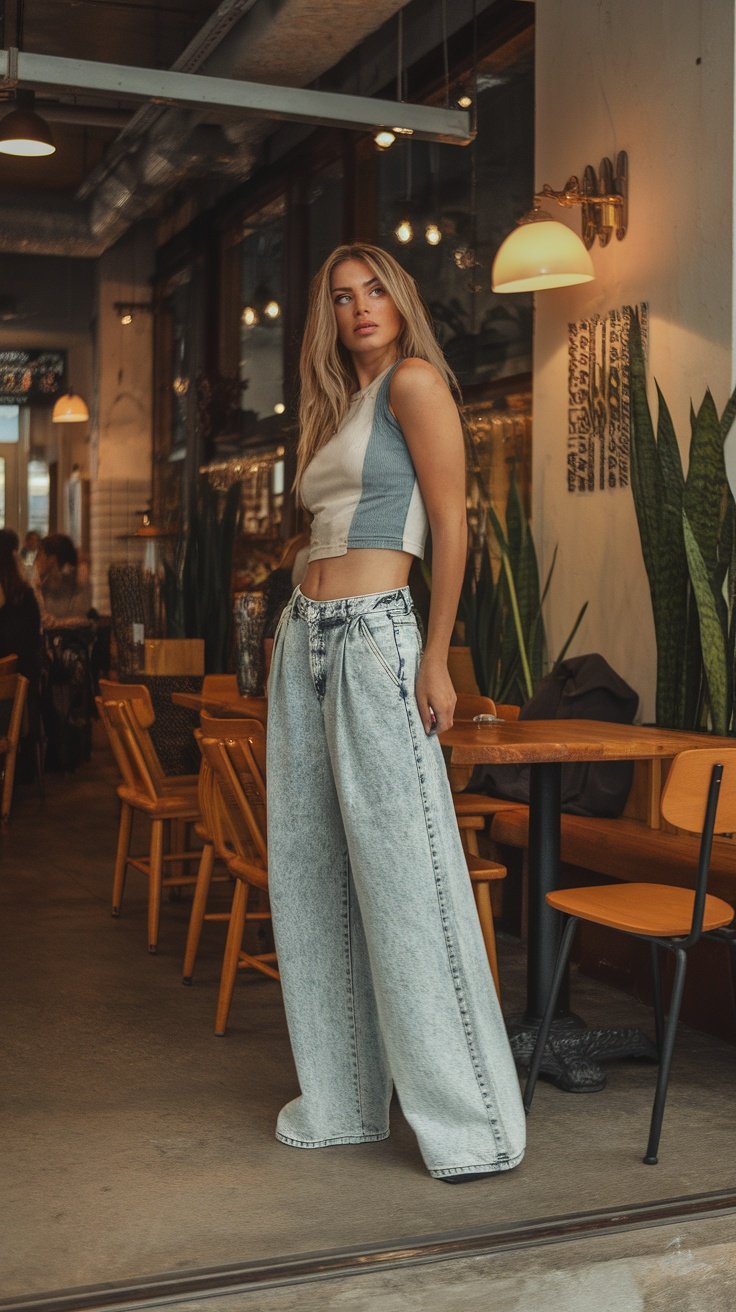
[0,529,42,682]
[35,533,93,628]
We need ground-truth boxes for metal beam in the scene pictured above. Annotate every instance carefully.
[0,48,473,145]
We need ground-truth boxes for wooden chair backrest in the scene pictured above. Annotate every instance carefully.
[661,748,736,834]
[98,678,156,729]
[199,718,268,879]
[455,693,497,720]
[0,654,18,676]
[194,728,229,853]
[201,674,240,700]
[0,673,28,747]
[495,703,521,721]
[97,696,165,802]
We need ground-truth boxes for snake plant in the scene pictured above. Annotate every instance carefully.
[163,477,243,673]
[628,309,736,732]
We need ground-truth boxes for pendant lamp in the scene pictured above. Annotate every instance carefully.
[52,391,89,423]
[0,90,55,158]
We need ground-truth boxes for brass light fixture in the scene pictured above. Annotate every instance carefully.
[492,151,628,294]
[0,88,55,157]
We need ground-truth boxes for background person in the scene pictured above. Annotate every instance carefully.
[266,244,526,1183]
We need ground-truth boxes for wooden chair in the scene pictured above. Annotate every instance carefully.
[201,674,240,701]
[0,672,28,822]
[0,654,18,676]
[96,679,202,952]
[524,748,736,1165]
[198,715,278,1035]
[181,697,269,984]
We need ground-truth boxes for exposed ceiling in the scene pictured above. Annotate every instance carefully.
[0,0,413,256]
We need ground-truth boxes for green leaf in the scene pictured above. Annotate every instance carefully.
[628,309,660,592]
[683,389,726,574]
[683,510,729,734]
[553,600,589,667]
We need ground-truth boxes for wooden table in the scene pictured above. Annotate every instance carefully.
[440,718,735,1089]
[171,691,267,717]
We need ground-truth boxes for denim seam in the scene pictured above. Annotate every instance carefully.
[398,658,508,1161]
[429,1146,525,1178]
[341,847,367,1134]
[276,1130,390,1148]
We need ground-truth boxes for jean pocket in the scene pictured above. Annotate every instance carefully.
[358,616,402,688]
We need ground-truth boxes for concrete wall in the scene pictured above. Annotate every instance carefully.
[532,0,735,719]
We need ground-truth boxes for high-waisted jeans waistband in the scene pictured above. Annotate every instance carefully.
[291,585,413,624]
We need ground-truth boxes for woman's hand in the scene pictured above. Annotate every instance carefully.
[415,651,456,735]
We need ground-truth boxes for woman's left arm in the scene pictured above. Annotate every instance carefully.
[390,359,467,735]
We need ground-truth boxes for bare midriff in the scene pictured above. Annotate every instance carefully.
[300,548,413,601]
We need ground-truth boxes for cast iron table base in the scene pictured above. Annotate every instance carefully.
[507,1015,659,1092]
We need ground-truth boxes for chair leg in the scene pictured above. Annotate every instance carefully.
[1,740,18,822]
[643,947,687,1165]
[523,916,578,1113]
[148,819,165,954]
[473,882,502,1001]
[182,842,216,984]
[111,801,133,917]
[650,940,664,1054]
[215,880,247,1037]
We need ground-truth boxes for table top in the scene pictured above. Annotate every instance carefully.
[440,719,736,766]
[171,691,267,716]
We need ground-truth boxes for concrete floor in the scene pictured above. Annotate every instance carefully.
[3,751,736,1307]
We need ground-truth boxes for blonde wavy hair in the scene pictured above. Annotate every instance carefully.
[295,243,459,494]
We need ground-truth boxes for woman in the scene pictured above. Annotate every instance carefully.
[34,533,92,628]
[266,244,525,1182]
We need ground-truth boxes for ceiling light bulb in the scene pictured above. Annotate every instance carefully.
[392,126,414,137]
[374,129,396,150]
[395,218,414,244]
[425,223,442,246]
[264,300,281,320]
[457,94,473,110]
[273,402,286,415]
[120,312,133,326]
[241,305,258,326]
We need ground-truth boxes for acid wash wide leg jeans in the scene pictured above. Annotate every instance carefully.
[266,585,526,1180]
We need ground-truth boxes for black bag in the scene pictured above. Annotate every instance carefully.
[468,653,639,817]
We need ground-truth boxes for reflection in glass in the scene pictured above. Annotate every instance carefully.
[240,201,286,431]
[377,39,534,386]
[306,159,344,278]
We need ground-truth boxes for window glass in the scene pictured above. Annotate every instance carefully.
[240,200,286,430]
[376,39,534,386]
[306,159,344,279]
[27,460,50,535]
[0,405,20,443]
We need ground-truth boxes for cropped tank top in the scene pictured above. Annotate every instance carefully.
[301,360,429,563]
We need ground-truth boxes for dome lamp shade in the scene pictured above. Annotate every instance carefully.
[0,90,55,158]
[492,208,595,294]
[52,391,90,423]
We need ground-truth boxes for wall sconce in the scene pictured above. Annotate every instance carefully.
[114,300,153,325]
[492,151,628,294]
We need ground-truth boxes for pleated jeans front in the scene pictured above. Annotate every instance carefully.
[266,585,526,1179]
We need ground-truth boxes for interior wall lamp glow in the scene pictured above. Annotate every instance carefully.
[492,151,628,293]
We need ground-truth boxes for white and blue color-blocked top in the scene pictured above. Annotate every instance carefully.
[301,360,429,563]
